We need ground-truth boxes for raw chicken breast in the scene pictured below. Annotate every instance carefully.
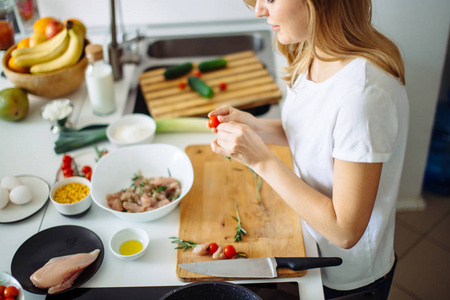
[30,249,101,294]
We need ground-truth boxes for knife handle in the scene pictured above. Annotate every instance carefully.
[275,257,342,271]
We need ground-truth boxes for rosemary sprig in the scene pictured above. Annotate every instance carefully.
[169,236,198,252]
[232,198,247,242]
[249,168,268,216]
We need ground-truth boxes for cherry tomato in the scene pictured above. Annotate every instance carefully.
[4,286,19,298]
[219,82,227,91]
[81,165,92,174]
[63,169,74,177]
[62,154,73,165]
[193,70,202,77]
[84,171,92,181]
[61,164,72,172]
[0,296,6,300]
[208,115,220,129]
[5,297,15,300]
[224,245,236,258]
[207,243,219,254]
[0,286,5,295]
[178,81,187,89]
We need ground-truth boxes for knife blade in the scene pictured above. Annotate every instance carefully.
[179,257,342,278]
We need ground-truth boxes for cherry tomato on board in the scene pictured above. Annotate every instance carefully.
[207,242,219,255]
[208,115,220,129]
[193,70,202,77]
[4,286,19,298]
[219,82,227,91]
[224,245,236,258]
[178,81,187,89]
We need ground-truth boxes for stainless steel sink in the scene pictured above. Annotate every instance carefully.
[147,34,265,58]
[123,30,277,116]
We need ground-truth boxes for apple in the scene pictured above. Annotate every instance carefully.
[45,19,64,39]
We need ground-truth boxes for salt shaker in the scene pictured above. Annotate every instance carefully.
[85,44,116,115]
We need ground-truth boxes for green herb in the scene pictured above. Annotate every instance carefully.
[153,186,168,193]
[167,168,172,177]
[169,236,198,252]
[94,145,109,162]
[249,168,267,216]
[232,198,247,242]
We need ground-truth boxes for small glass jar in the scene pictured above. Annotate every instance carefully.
[85,44,116,116]
[0,0,16,50]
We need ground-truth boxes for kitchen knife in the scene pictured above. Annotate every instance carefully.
[179,257,342,278]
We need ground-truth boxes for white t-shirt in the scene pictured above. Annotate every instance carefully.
[281,58,409,290]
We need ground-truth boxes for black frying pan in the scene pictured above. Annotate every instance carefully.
[160,281,262,300]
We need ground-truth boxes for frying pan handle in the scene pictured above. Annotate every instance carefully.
[275,257,342,271]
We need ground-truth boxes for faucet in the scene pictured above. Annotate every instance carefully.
[108,0,143,81]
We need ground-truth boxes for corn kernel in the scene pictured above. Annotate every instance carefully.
[54,182,89,204]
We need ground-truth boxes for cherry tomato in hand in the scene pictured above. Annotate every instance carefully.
[208,115,220,129]
[4,286,19,298]
[224,245,236,258]
[81,165,92,174]
[207,242,219,254]
[62,154,72,165]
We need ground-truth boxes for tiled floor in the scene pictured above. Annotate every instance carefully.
[389,192,450,300]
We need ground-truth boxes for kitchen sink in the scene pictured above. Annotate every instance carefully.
[147,34,265,58]
[124,30,277,116]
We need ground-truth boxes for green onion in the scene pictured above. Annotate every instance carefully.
[54,127,108,154]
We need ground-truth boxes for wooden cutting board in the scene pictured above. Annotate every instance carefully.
[138,51,282,120]
[176,145,306,282]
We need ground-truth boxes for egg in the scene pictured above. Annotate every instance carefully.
[0,187,9,209]
[1,176,24,192]
[9,185,33,205]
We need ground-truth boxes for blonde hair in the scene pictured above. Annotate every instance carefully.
[243,0,405,86]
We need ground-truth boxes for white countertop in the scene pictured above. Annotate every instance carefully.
[0,22,323,299]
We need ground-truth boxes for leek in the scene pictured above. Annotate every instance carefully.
[155,117,210,133]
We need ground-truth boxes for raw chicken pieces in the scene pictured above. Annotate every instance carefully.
[30,249,101,294]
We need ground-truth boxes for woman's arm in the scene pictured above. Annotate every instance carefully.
[253,155,382,249]
[212,120,381,249]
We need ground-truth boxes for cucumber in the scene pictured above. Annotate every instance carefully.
[198,58,227,73]
[164,62,193,80]
[188,76,214,98]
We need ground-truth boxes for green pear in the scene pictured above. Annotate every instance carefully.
[0,88,29,122]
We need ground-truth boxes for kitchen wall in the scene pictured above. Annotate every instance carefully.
[36,0,450,210]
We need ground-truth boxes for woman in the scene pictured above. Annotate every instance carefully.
[209,0,408,299]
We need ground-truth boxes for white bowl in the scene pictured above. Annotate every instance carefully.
[109,227,149,260]
[0,272,25,300]
[91,144,194,222]
[50,177,92,216]
[106,114,157,147]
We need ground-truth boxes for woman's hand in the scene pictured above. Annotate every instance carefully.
[208,105,257,133]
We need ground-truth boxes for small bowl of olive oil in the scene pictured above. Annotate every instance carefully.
[109,227,149,260]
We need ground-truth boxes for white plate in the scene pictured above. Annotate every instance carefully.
[0,272,25,300]
[0,175,50,223]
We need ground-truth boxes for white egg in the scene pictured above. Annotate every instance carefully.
[9,185,33,205]
[0,187,9,209]
[1,176,24,192]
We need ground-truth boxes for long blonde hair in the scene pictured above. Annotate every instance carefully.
[244,0,405,86]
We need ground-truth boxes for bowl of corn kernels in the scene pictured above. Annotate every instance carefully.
[50,176,92,216]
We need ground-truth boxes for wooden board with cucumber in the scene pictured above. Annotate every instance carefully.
[139,51,282,120]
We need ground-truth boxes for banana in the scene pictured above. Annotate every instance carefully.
[30,27,84,74]
[13,32,69,67]
[11,28,68,58]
